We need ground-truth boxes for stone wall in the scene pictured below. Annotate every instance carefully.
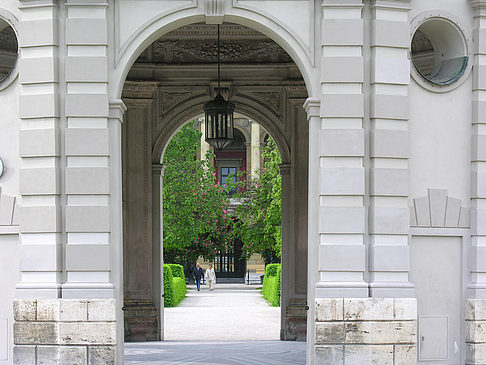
[13,299,116,364]
[467,299,486,365]
[315,298,416,364]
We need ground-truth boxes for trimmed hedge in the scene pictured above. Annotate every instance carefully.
[163,264,187,307]
[167,264,185,280]
[262,263,281,307]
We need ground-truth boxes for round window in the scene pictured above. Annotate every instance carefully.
[411,17,468,87]
[0,18,18,84]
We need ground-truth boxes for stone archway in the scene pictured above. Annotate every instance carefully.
[120,23,309,344]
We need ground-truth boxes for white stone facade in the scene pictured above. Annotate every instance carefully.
[0,0,484,364]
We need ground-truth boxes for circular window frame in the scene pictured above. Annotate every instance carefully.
[0,9,19,91]
[410,11,472,93]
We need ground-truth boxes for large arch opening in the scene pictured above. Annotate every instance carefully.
[120,22,309,360]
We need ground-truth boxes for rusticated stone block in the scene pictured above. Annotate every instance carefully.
[315,345,343,365]
[344,298,393,321]
[60,300,88,322]
[37,345,87,365]
[37,299,60,322]
[344,345,393,365]
[59,322,116,345]
[345,321,416,344]
[315,322,345,344]
[315,298,343,322]
[14,322,59,345]
[467,343,486,364]
[467,321,486,343]
[88,345,115,365]
[14,300,37,321]
[13,345,36,364]
[37,300,88,322]
[467,299,486,321]
[394,298,417,321]
[394,345,416,365]
[88,300,116,322]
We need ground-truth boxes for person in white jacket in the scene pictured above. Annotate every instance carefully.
[205,264,216,291]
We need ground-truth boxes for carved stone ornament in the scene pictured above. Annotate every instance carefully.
[159,89,206,118]
[138,39,292,64]
[236,88,285,120]
[411,188,469,228]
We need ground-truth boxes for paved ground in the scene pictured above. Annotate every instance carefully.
[124,341,306,364]
[165,284,280,341]
[124,284,306,364]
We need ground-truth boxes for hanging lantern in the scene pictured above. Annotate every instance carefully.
[204,24,235,151]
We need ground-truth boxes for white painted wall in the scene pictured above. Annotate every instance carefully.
[0,234,19,365]
[409,79,472,204]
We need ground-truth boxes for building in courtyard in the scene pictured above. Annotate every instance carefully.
[196,115,269,282]
[0,0,485,364]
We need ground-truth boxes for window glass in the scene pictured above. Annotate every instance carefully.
[0,19,18,83]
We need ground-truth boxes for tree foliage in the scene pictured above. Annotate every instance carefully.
[162,122,232,263]
[232,137,282,262]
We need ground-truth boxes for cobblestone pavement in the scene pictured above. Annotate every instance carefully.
[124,284,306,364]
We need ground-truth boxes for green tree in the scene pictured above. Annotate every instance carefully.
[162,122,232,263]
[232,137,282,262]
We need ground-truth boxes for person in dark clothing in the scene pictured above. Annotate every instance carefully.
[193,263,204,291]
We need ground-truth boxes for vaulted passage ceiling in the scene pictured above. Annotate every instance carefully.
[126,23,303,83]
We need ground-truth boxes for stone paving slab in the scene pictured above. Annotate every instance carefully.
[125,284,306,364]
[124,341,306,364]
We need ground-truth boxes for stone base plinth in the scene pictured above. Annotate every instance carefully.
[467,299,486,365]
[123,299,159,342]
[283,298,307,341]
[13,299,116,365]
[314,298,417,365]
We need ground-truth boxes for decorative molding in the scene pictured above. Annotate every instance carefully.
[158,88,207,119]
[303,98,320,119]
[122,81,158,99]
[235,86,285,121]
[140,38,292,65]
[279,163,291,176]
[109,99,127,123]
[209,81,232,100]
[411,189,470,228]
[162,24,267,40]
[471,0,486,13]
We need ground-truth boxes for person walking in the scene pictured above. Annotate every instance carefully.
[205,264,216,291]
[193,263,204,291]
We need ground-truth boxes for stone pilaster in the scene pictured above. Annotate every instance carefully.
[122,86,159,342]
[304,97,321,364]
[470,0,486,299]
[62,0,112,299]
[368,0,414,297]
[13,299,116,364]
[251,121,261,179]
[315,298,417,364]
[318,0,367,297]
[108,100,126,365]
[17,0,62,299]
[279,163,293,340]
